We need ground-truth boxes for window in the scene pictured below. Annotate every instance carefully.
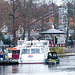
[18,40,24,45]
[13,51,19,54]
[12,51,16,54]
[53,53,57,56]
[36,49,40,53]
[22,49,30,54]
[49,53,52,56]
[16,51,20,54]
[43,42,47,45]
[31,49,40,54]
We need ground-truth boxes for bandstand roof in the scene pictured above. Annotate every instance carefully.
[39,28,66,34]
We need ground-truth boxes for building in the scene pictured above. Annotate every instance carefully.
[59,4,68,32]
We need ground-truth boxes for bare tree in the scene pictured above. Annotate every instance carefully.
[10,0,19,46]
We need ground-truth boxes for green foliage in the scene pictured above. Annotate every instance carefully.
[0,32,12,45]
[3,39,12,45]
[0,32,5,41]
[50,47,66,54]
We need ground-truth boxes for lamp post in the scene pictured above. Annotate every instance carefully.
[0,40,3,52]
[65,3,69,47]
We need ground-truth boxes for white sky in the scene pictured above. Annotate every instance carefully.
[5,0,9,1]
[55,0,62,6]
[45,0,63,6]
[5,0,63,6]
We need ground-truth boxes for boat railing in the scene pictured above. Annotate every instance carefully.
[21,40,49,49]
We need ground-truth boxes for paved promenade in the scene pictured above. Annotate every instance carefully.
[64,47,75,53]
[58,47,75,57]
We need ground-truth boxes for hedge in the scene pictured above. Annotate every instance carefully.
[50,47,66,54]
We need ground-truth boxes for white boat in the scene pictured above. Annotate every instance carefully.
[18,40,50,64]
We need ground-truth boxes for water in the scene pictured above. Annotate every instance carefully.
[1,56,75,75]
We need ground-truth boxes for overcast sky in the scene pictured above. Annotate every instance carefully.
[5,0,63,6]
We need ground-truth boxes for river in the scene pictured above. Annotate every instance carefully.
[1,56,75,75]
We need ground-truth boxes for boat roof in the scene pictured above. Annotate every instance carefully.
[9,47,20,50]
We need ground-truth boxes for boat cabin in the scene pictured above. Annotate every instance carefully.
[47,52,58,59]
[45,52,60,64]
[8,47,20,59]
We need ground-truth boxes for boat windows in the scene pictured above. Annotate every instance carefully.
[12,50,20,54]
[48,52,57,57]
[22,49,30,54]
[43,42,47,45]
[12,51,16,54]
[53,53,57,56]
[41,48,44,53]
[16,51,20,54]
[17,40,24,45]
[34,42,39,45]
[27,43,31,46]
[31,49,40,54]
[33,43,37,45]
[49,53,52,56]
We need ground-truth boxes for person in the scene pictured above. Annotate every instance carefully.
[70,40,73,48]
[9,44,11,47]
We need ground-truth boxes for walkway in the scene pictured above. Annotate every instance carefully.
[58,47,75,57]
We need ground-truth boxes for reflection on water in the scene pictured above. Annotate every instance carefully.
[0,65,19,75]
[0,66,5,75]
[0,56,75,75]
[12,65,19,73]
[18,64,49,74]
[0,64,59,75]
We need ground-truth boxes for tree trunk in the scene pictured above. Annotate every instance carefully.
[41,15,44,32]
[28,0,32,41]
[12,0,16,46]
[22,25,26,40]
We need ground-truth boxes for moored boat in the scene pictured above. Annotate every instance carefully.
[8,47,20,60]
[7,40,25,60]
[18,40,50,64]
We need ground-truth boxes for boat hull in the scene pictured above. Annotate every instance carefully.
[18,59,45,64]
[19,61,45,64]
